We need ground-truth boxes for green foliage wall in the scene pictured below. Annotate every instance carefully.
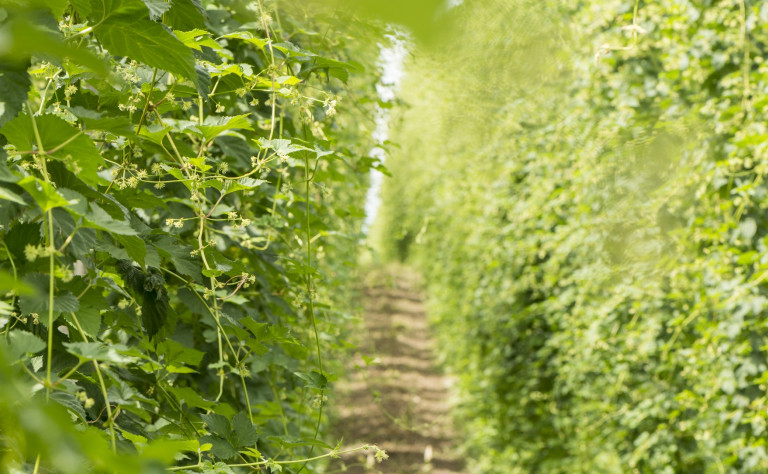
[0,1,385,472]
[375,0,768,472]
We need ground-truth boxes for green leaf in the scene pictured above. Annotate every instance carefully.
[16,176,70,212]
[0,184,26,205]
[19,289,79,325]
[138,123,172,146]
[201,413,230,437]
[91,0,198,85]
[177,287,210,316]
[0,9,108,75]
[64,291,102,338]
[169,386,214,410]
[195,63,211,97]
[165,0,206,30]
[140,0,172,20]
[110,188,167,210]
[256,138,309,156]
[53,293,80,315]
[271,42,317,59]
[64,341,136,364]
[219,32,266,49]
[121,430,147,447]
[187,156,212,172]
[0,270,34,295]
[69,0,93,16]
[116,235,147,267]
[82,203,138,235]
[0,330,45,362]
[198,436,238,460]
[0,114,106,186]
[308,56,362,84]
[158,339,204,367]
[231,412,258,447]
[0,161,20,183]
[50,391,88,423]
[142,439,200,464]
[39,0,71,18]
[222,177,265,196]
[197,115,253,142]
[70,107,136,139]
[94,241,129,260]
[165,364,196,373]
[86,0,151,24]
[294,370,327,390]
[241,319,267,339]
[175,29,221,52]
[153,236,201,281]
[275,437,334,450]
[0,61,31,127]
[275,75,301,86]
[57,188,88,215]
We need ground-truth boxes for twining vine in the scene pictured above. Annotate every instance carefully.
[0,0,390,472]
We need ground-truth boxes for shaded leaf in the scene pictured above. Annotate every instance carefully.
[0,60,31,127]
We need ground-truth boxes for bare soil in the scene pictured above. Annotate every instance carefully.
[328,266,464,474]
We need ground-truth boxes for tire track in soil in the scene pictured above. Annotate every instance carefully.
[329,267,464,473]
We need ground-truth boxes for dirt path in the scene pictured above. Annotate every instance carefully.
[328,267,464,473]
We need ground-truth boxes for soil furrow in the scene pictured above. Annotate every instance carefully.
[329,268,464,474]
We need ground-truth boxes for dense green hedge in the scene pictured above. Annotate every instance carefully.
[375,0,768,471]
[0,1,386,472]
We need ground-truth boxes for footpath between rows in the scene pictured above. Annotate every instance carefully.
[329,267,464,473]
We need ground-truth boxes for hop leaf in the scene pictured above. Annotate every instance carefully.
[115,260,169,339]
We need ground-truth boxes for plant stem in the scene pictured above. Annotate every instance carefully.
[136,68,158,136]
[70,312,117,453]
[298,153,324,474]
[32,454,40,474]
[168,445,372,471]
[26,104,56,399]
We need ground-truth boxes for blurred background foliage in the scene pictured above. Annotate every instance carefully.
[373,0,768,472]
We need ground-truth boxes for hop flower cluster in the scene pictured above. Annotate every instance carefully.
[24,244,58,261]
[364,445,389,463]
[323,96,339,117]
[165,218,185,228]
[76,391,95,409]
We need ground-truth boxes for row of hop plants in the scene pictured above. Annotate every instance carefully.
[374,0,768,472]
[0,0,390,472]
